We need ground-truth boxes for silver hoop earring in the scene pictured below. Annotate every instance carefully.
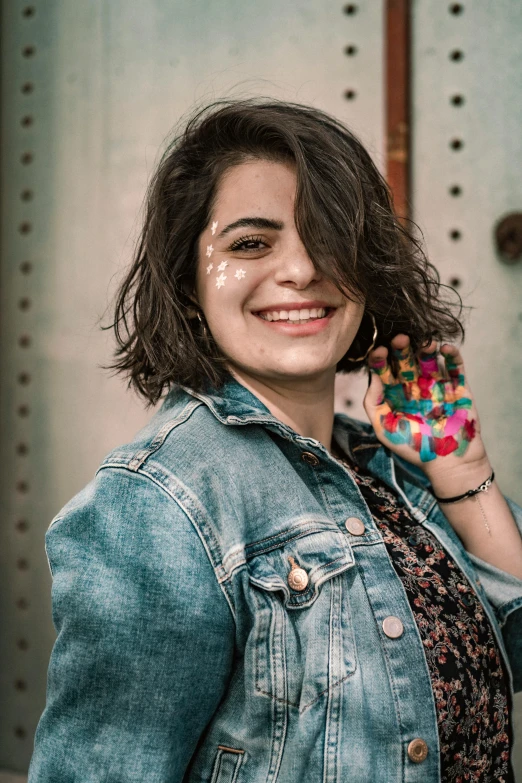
[346,312,378,362]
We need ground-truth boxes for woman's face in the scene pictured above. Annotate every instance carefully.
[195,159,365,386]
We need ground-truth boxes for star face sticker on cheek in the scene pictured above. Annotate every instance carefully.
[215,273,227,289]
[234,268,246,280]
[206,245,214,258]
[217,260,229,272]
[211,221,218,235]
[206,263,213,275]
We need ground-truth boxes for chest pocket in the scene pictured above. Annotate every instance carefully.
[246,525,358,713]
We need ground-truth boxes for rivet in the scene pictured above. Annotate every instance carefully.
[345,517,365,536]
[407,738,428,763]
[287,556,309,591]
[450,94,465,106]
[449,3,464,14]
[382,615,404,638]
[449,49,464,61]
[449,138,464,151]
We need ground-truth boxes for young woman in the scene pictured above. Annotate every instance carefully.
[29,100,522,783]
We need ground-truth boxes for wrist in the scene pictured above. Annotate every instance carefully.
[424,457,493,499]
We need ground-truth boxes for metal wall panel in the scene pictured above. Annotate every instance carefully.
[0,0,383,771]
[411,0,522,503]
[411,1,522,776]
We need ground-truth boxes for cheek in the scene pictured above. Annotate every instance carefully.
[200,263,261,323]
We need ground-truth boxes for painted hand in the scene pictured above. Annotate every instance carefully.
[363,334,487,473]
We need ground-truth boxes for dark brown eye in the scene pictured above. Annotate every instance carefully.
[229,235,268,252]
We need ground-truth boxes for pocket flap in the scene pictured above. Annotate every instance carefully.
[247,524,355,608]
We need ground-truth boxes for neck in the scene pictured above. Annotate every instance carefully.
[229,366,336,451]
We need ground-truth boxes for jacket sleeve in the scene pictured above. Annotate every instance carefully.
[465,496,522,692]
[28,467,235,783]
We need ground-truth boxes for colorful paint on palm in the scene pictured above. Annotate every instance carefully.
[371,346,476,462]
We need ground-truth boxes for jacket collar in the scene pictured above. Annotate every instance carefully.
[172,374,433,510]
[178,374,380,450]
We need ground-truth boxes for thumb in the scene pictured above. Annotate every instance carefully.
[363,369,390,426]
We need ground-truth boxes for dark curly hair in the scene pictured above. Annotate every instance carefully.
[105,98,464,406]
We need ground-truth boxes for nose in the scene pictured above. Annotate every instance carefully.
[273,237,321,289]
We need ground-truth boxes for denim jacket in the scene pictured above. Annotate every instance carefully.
[29,376,522,783]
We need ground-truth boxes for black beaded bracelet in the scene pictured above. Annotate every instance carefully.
[432,470,495,504]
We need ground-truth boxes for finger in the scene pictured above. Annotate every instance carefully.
[363,364,393,418]
[368,349,408,409]
[418,339,443,381]
[368,349,397,387]
[440,344,466,390]
[392,343,420,384]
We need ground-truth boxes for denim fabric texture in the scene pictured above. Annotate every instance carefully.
[28,376,522,783]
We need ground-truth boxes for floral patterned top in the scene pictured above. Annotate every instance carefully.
[335,448,514,782]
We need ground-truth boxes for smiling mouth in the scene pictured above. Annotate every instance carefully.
[254,307,335,324]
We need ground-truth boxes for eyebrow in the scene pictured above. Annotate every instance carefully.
[216,217,284,239]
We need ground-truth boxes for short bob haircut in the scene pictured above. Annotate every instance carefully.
[107,98,464,406]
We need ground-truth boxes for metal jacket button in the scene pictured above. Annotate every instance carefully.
[301,451,319,466]
[287,556,309,591]
[382,616,404,638]
[345,517,365,536]
[407,738,428,763]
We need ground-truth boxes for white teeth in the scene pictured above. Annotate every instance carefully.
[258,307,330,322]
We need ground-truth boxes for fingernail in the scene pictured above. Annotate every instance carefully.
[376,394,384,405]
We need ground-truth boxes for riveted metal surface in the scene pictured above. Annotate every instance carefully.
[411,0,522,506]
[411,9,522,770]
[0,0,384,771]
